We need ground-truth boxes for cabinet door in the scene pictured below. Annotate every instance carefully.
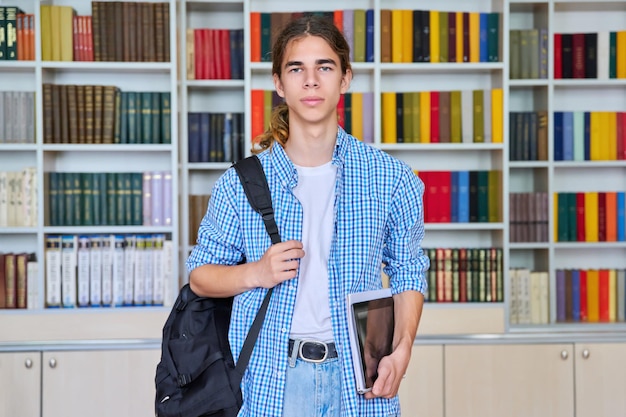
[445,344,574,417]
[399,345,444,417]
[0,352,41,417]
[575,343,626,417]
[42,349,161,417]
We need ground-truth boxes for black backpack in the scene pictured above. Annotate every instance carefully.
[155,155,280,417]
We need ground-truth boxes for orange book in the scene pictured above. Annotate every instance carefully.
[250,12,261,62]
[491,88,503,142]
[381,92,396,143]
[605,191,617,241]
[586,269,599,322]
[333,10,343,33]
[617,31,626,78]
[598,269,610,322]
[250,89,265,143]
[419,91,431,143]
[584,192,598,242]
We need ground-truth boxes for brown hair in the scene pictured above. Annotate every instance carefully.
[252,15,352,153]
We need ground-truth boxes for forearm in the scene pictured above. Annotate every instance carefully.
[189,263,260,298]
[392,290,425,352]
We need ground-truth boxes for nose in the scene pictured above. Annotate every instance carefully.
[303,70,319,88]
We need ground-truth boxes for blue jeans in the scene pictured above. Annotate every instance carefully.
[282,357,342,417]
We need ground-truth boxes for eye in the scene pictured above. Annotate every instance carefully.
[319,66,332,72]
[288,67,303,73]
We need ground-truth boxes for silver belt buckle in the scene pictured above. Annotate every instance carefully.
[299,340,328,363]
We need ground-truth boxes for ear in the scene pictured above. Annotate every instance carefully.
[273,74,285,98]
[340,69,352,95]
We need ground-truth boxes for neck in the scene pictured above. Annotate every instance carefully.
[284,123,337,167]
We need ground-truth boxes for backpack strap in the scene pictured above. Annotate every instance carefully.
[233,155,280,375]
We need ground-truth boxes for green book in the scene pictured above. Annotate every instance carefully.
[353,9,366,62]
[472,90,484,142]
[439,11,448,63]
[72,172,82,226]
[98,172,108,226]
[412,92,420,143]
[260,13,271,62]
[567,192,577,242]
[123,173,132,226]
[48,172,60,226]
[131,172,143,226]
[609,31,616,79]
[0,7,6,60]
[5,7,24,60]
[509,30,521,79]
[557,193,569,242]
[487,170,500,223]
[151,92,160,144]
[344,92,352,134]
[127,92,138,144]
[92,172,102,225]
[119,92,128,144]
[477,170,489,223]
[63,172,74,226]
[160,92,171,144]
[115,173,125,226]
[106,173,117,226]
[141,92,152,144]
[82,173,94,226]
[450,90,462,142]
[487,12,499,62]
[113,89,122,143]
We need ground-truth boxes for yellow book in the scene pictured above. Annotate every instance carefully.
[609,269,617,322]
[401,10,413,63]
[402,93,413,143]
[469,12,480,63]
[589,111,602,160]
[59,6,75,62]
[381,92,397,143]
[351,92,364,141]
[412,92,421,142]
[40,5,52,61]
[450,91,462,142]
[491,88,503,143]
[597,112,610,160]
[263,90,273,131]
[391,9,404,63]
[607,111,617,160]
[585,192,599,242]
[587,269,599,322]
[419,91,431,143]
[430,10,440,63]
[456,11,463,63]
[617,31,626,78]
[50,5,62,61]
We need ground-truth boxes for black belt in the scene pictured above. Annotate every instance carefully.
[288,339,338,362]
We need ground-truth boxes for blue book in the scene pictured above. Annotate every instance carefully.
[199,112,211,163]
[584,112,591,160]
[479,13,488,62]
[365,9,374,62]
[457,170,470,222]
[556,269,566,322]
[562,112,574,160]
[450,171,459,222]
[553,111,563,161]
[617,192,625,241]
[571,269,581,322]
[187,112,201,163]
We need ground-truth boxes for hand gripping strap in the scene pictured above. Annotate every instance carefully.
[232,156,280,375]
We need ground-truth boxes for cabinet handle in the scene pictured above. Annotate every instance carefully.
[25,358,33,369]
[560,350,569,360]
[49,358,57,368]
[582,349,590,359]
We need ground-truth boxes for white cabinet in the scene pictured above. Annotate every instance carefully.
[399,345,444,417]
[0,351,41,417]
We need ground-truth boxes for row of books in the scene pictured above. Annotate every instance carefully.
[0,252,36,309]
[0,91,35,144]
[43,85,171,145]
[554,111,626,162]
[419,170,501,224]
[47,171,172,227]
[45,234,173,308]
[554,32,626,79]
[509,29,548,80]
[187,112,246,164]
[338,92,374,143]
[509,269,549,325]
[188,194,210,245]
[186,28,244,80]
[0,7,34,60]
[509,111,548,161]
[555,192,626,243]
[382,10,500,64]
[0,168,37,228]
[40,2,170,62]
[250,10,375,63]
[424,247,504,303]
[509,192,549,244]
[556,268,626,323]
[381,89,503,144]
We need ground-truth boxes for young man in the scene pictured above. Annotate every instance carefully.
[186,15,429,417]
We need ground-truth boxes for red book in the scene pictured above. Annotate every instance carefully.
[73,15,80,61]
[436,170,452,223]
[554,33,562,79]
[209,29,220,79]
[194,29,204,79]
[598,269,610,322]
[337,94,345,129]
[458,248,467,302]
[421,171,435,223]
[618,112,626,160]
[430,91,440,143]
[333,10,343,33]
[605,192,617,242]
[250,89,265,143]
[572,33,585,78]
[250,12,261,62]
[220,29,231,80]
[576,192,586,241]
[598,192,606,241]
[579,269,588,321]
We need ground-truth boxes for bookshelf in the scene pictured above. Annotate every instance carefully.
[0,0,178,338]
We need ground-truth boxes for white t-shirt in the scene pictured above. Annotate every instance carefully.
[289,160,337,343]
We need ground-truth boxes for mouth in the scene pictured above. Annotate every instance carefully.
[301,97,324,106]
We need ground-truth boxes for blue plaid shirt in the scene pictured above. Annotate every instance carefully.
[186,127,429,416]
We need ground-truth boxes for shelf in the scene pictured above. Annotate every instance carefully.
[41,144,174,152]
[185,79,245,88]
[43,226,175,234]
[0,61,36,72]
[553,161,626,168]
[553,79,626,88]
[377,143,504,151]
[554,242,626,249]
[0,144,37,151]
[0,228,38,235]
[380,62,505,73]
[40,61,173,73]
[425,223,505,231]
[509,79,549,87]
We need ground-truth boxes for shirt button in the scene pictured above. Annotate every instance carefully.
[281,327,287,333]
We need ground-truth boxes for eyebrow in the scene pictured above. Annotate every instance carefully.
[284,58,338,69]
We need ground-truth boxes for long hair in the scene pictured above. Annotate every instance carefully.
[252,15,352,153]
